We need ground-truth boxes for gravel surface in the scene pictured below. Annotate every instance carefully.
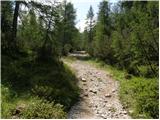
[63,53,131,119]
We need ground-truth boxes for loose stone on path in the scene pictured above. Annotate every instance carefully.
[63,54,131,119]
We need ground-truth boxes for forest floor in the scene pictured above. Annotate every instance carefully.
[62,51,131,119]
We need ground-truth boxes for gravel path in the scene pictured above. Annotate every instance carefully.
[63,53,131,119]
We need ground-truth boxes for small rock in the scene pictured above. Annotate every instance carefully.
[98,88,102,91]
[101,114,107,119]
[85,88,88,91]
[120,111,127,114]
[88,72,92,75]
[103,103,106,107]
[94,104,98,108]
[11,116,19,119]
[123,111,127,114]
[88,104,92,107]
[98,110,103,114]
[89,89,97,94]
[84,93,88,97]
[97,72,101,75]
[96,110,99,114]
[82,78,86,82]
[105,94,111,97]
[83,83,87,85]
[112,89,116,93]
[12,104,26,115]
[115,113,118,117]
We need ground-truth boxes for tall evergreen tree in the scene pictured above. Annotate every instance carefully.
[85,5,95,55]
[94,1,113,63]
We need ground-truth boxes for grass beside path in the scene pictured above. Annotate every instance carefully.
[2,55,80,119]
[64,56,159,119]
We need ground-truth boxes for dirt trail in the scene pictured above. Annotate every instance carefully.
[63,52,131,119]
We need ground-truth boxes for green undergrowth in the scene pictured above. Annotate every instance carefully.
[65,56,159,119]
[62,56,77,63]
[87,59,159,119]
[1,55,80,118]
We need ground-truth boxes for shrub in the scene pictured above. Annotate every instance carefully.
[138,65,153,78]
[120,77,159,119]
[135,79,159,118]
[20,99,66,119]
[2,54,79,111]
[1,85,16,118]
[63,44,72,55]
[31,63,79,110]
[127,62,139,76]
[2,55,33,92]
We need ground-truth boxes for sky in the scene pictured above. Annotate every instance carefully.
[68,0,118,32]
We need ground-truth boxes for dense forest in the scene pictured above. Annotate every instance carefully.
[1,0,159,119]
[83,1,159,77]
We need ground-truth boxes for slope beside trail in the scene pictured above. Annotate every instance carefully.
[62,52,131,119]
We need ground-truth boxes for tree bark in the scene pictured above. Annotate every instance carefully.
[12,1,20,44]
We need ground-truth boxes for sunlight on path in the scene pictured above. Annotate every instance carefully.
[63,52,131,119]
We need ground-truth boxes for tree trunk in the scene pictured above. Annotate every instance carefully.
[12,1,20,44]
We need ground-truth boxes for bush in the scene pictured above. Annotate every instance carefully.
[2,54,79,115]
[1,85,67,119]
[31,63,79,110]
[2,56,33,92]
[120,77,159,119]
[63,44,72,55]
[20,99,66,119]
[1,85,17,118]
[126,61,140,76]
[135,79,159,118]
[138,65,153,78]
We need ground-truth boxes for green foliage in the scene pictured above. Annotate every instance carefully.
[120,77,158,119]
[1,86,66,119]
[1,1,13,53]
[2,54,79,110]
[57,1,78,53]
[2,1,80,118]
[1,0,159,119]
[85,59,159,119]
[20,99,66,119]
[18,9,43,51]
[138,65,152,78]
[93,1,114,64]
[30,61,79,110]
[84,5,95,54]
[135,80,159,118]
[63,44,72,55]
[1,85,17,118]
[2,55,32,92]
[82,1,159,77]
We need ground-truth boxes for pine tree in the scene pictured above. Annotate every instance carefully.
[85,5,95,55]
